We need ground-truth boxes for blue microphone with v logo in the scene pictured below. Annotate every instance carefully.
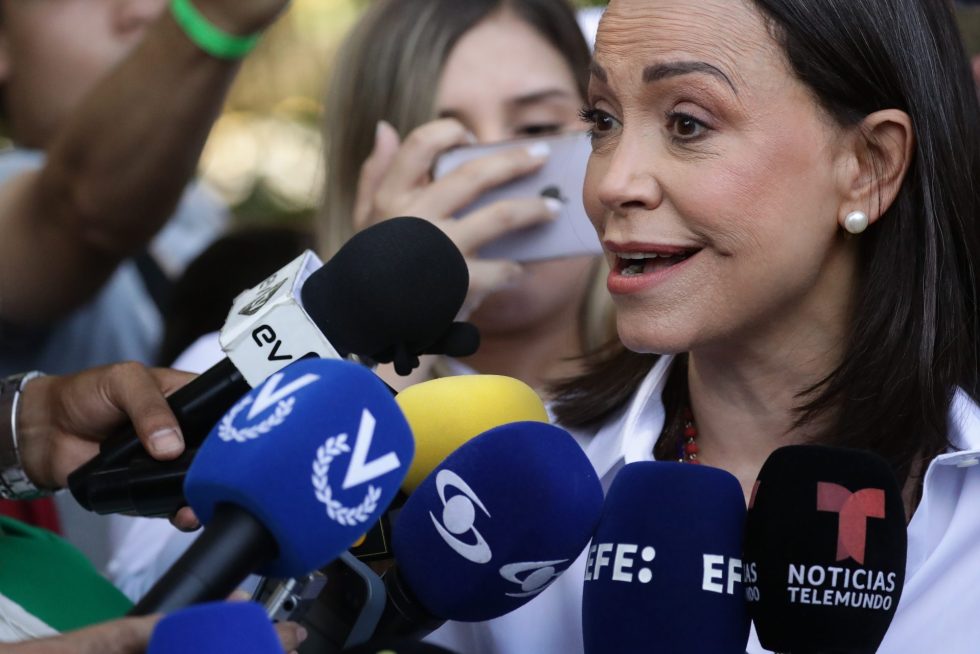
[130,358,414,615]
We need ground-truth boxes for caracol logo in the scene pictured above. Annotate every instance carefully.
[430,470,493,564]
[500,559,569,598]
[816,482,885,565]
[312,408,402,527]
[218,371,319,442]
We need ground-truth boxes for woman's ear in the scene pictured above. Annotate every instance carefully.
[836,109,915,227]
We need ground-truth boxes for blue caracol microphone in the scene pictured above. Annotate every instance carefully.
[129,358,414,615]
[582,462,750,654]
[148,602,284,654]
[377,421,603,638]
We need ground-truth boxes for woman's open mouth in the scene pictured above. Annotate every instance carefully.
[615,249,699,276]
[605,243,703,294]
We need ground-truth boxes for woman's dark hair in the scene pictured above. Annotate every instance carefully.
[553,0,980,488]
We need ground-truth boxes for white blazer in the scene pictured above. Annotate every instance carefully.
[427,355,980,654]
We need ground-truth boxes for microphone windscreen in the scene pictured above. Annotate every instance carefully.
[147,602,283,654]
[184,358,414,578]
[582,462,749,654]
[393,421,602,621]
[302,217,468,360]
[421,322,481,358]
[744,445,906,654]
[395,375,549,492]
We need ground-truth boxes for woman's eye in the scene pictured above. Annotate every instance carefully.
[579,106,618,137]
[667,112,707,140]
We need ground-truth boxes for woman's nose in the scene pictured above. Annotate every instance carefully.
[594,135,664,217]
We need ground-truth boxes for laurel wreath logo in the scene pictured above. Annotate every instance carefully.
[312,434,382,526]
[217,396,294,443]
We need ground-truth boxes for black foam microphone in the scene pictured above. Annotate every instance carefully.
[68,217,473,516]
[743,445,907,654]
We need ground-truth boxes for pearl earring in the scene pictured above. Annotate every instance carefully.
[843,210,869,235]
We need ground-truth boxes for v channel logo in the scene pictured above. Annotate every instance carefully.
[816,482,885,565]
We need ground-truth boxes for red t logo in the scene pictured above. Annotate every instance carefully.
[816,482,885,565]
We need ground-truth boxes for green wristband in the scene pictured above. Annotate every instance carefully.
[170,0,262,59]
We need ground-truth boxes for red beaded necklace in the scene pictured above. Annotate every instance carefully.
[678,406,701,464]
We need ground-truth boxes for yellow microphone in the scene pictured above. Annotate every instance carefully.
[395,375,549,492]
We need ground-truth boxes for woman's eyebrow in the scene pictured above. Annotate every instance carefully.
[589,59,738,95]
[643,60,738,95]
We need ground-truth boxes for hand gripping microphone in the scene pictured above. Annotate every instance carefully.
[377,421,603,638]
[147,602,284,654]
[743,445,906,654]
[582,461,750,654]
[129,358,414,615]
[69,217,470,516]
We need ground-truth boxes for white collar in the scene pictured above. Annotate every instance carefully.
[931,388,980,468]
[582,354,980,477]
[584,354,674,480]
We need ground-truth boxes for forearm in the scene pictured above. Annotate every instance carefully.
[0,616,158,654]
[39,13,239,255]
[0,5,264,324]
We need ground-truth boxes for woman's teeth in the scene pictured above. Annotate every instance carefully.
[619,252,688,276]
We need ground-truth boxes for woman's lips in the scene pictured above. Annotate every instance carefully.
[605,244,702,295]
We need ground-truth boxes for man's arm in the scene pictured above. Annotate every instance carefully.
[0,0,288,326]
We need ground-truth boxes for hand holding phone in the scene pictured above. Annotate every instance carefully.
[434,131,602,262]
[351,119,598,323]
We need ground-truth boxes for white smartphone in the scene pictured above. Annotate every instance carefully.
[433,131,602,262]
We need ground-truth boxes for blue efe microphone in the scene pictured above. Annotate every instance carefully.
[148,602,284,654]
[130,358,413,615]
[582,462,749,654]
[377,421,603,637]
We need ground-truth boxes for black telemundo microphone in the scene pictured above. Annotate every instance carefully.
[68,217,476,517]
[743,445,907,654]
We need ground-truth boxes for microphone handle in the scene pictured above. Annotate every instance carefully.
[82,448,196,516]
[68,358,249,509]
[129,503,278,616]
[373,568,444,641]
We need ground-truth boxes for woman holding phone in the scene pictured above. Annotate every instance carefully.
[321,0,614,393]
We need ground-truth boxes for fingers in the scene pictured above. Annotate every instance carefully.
[274,621,309,653]
[353,120,402,231]
[102,363,186,460]
[379,118,472,197]
[420,142,550,219]
[170,505,201,532]
[445,196,560,254]
[149,367,197,396]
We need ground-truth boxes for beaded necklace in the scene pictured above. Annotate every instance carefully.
[678,406,701,464]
